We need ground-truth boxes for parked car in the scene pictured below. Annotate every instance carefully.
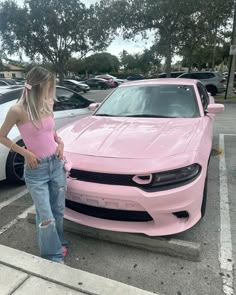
[85,78,111,89]
[178,71,225,96]
[96,75,125,87]
[63,79,90,93]
[13,78,26,85]
[158,71,186,78]
[127,74,145,81]
[58,78,224,236]
[0,86,93,184]
[0,78,17,86]
[223,71,236,81]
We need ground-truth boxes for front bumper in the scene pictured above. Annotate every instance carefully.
[64,170,206,236]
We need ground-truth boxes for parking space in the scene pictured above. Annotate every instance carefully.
[0,98,235,295]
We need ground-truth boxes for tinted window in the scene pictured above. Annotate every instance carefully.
[180,73,193,79]
[54,88,88,110]
[0,81,7,86]
[96,85,200,118]
[0,89,23,105]
[191,72,215,79]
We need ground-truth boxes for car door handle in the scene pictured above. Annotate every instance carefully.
[69,113,77,117]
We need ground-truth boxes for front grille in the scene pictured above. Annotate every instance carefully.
[66,200,153,222]
[70,169,137,187]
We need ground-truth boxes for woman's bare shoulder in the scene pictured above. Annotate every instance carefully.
[8,103,25,120]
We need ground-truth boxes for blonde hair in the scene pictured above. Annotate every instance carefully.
[18,66,56,126]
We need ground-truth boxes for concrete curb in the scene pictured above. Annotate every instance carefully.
[0,245,156,295]
[27,210,201,262]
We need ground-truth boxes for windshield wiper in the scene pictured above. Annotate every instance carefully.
[124,114,176,118]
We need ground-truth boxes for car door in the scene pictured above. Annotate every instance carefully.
[54,87,91,128]
[197,82,214,143]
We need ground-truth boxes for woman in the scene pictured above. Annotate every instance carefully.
[0,66,67,263]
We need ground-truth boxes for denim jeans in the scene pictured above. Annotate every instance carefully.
[24,154,67,262]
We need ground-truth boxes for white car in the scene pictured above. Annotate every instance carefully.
[0,86,93,184]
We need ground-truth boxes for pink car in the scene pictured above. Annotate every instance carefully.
[59,79,224,236]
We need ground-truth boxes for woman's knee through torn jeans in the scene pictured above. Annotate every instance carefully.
[24,154,67,262]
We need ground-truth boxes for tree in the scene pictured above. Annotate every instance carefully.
[178,0,233,70]
[0,0,114,84]
[65,53,120,75]
[120,49,160,74]
[98,0,195,76]
[98,0,234,75]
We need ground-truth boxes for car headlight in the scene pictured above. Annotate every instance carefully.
[151,164,201,187]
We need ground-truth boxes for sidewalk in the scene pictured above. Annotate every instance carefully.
[0,244,156,295]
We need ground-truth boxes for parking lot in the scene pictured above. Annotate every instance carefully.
[0,89,236,295]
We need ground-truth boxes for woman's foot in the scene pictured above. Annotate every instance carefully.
[62,245,68,257]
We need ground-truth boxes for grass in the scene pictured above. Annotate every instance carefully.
[215,95,236,100]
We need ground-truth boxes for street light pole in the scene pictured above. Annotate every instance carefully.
[225,0,236,99]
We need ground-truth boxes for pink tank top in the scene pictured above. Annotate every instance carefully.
[17,116,57,158]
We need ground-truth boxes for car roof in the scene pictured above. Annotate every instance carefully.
[120,78,198,87]
[180,71,218,74]
[0,85,23,94]
[64,79,88,85]
[89,78,107,81]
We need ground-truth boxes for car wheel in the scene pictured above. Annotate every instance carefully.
[201,174,208,218]
[6,140,25,185]
[206,85,217,96]
[114,82,118,87]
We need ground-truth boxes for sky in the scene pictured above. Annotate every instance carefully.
[7,0,153,60]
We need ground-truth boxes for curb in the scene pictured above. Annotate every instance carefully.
[27,210,201,262]
[0,245,156,295]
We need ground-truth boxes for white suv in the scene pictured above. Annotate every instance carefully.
[178,71,225,96]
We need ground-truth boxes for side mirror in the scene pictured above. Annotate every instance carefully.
[206,103,224,114]
[89,103,101,111]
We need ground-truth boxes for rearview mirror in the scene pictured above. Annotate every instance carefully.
[206,103,224,114]
[89,103,101,111]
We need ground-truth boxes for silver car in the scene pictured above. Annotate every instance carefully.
[178,71,225,96]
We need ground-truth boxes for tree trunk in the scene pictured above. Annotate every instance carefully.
[165,49,172,77]
[211,28,218,70]
[188,54,192,72]
[57,61,65,86]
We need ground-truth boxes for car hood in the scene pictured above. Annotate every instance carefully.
[60,116,201,159]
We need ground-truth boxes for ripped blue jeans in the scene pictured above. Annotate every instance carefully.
[24,154,67,262]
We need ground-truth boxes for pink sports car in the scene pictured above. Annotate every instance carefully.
[59,78,224,236]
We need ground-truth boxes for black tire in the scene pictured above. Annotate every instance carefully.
[206,85,217,96]
[6,140,25,185]
[201,174,208,218]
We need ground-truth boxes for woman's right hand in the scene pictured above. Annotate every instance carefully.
[24,150,40,169]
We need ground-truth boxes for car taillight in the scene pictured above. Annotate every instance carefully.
[220,79,225,83]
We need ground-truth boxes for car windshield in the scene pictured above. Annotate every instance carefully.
[95,84,200,118]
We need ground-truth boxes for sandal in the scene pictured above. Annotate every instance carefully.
[62,245,68,257]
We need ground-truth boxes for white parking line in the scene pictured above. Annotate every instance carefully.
[0,188,28,210]
[0,205,34,235]
[219,134,234,295]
